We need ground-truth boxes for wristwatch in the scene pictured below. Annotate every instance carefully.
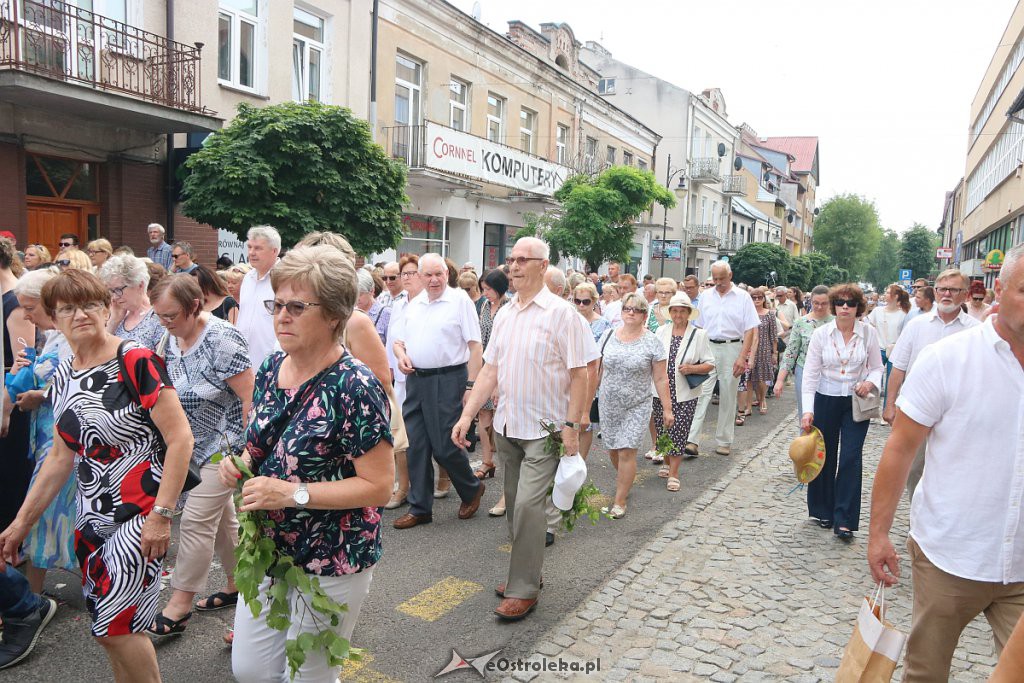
[563,421,581,431]
[293,483,310,509]
[152,505,175,520]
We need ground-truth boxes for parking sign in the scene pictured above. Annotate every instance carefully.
[898,269,912,281]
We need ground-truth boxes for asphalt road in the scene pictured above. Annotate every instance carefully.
[12,391,797,683]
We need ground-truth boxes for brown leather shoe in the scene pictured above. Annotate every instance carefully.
[392,512,432,529]
[458,482,485,520]
[494,597,537,621]
[494,578,543,598]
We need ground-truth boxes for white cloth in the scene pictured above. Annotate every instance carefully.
[377,290,397,307]
[776,300,799,338]
[801,320,884,412]
[236,267,276,371]
[889,309,979,372]
[653,324,715,403]
[393,287,481,369]
[603,300,623,329]
[897,319,1024,583]
[695,285,760,341]
[867,306,907,354]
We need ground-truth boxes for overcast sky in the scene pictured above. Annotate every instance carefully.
[449,0,1017,234]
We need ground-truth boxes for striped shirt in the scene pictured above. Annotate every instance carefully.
[484,286,598,440]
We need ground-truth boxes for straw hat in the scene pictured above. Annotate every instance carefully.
[789,427,826,484]
[667,292,699,320]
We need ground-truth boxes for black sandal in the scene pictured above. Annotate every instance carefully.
[148,611,192,637]
[196,591,239,612]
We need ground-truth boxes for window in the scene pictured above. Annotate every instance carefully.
[705,132,713,157]
[397,215,446,256]
[292,7,324,102]
[556,124,569,164]
[637,158,647,171]
[487,94,505,143]
[692,126,702,158]
[585,137,597,172]
[519,107,536,154]
[218,0,260,90]
[449,78,469,131]
[712,201,719,229]
[393,53,422,160]
[701,197,708,224]
[598,77,615,95]
[606,146,616,165]
[623,150,633,166]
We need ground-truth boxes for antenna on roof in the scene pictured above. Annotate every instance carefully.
[471,1,481,21]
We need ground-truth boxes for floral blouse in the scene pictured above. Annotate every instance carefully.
[781,313,834,373]
[247,351,392,576]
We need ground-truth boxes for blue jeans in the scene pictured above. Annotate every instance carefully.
[0,565,43,619]
[807,393,869,531]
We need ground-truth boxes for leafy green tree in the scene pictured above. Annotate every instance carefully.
[730,242,791,288]
[821,264,849,286]
[812,194,882,280]
[899,224,939,281]
[522,166,675,271]
[805,252,834,287]
[865,229,902,290]
[182,101,407,254]
[787,255,812,291]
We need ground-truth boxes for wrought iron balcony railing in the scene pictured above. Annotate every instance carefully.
[690,157,721,183]
[720,234,745,252]
[0,0,206,112]
[383,124,425,167]
[721,174,746,195]
[688,224,719,247]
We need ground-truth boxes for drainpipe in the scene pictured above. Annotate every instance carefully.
[369,0,379,141]
[165,0,176,241]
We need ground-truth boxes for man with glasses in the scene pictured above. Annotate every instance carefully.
[170,242,198,274]
[883,269,978,500]
[146,223,173,270]
[391,254,485,531]
[57,234,78,254]
[681,275,701,307]
[376,261,403,307]
[236,225,281,370]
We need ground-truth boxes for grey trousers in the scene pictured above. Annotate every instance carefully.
[496,432,558,600]
[403,368,481,517]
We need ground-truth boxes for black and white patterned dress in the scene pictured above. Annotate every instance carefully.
[50,342,172,637]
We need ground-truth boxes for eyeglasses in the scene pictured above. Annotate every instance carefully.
[55,301,104,318]
[934,287,964,295]
[263,299,323,317]
[751,296,764,300]
[911,285,924,290]
[156,310,183,323]
[382,275,399,281]
[400,271,418,279]
[108,285,127,298]
[59,241,74,247]
[505,256,545,267]
[55,259,71,267]
[656,291,674,296]
[171,253,184,259]
[832,298,857,308]
[972,296,985,302]
[574,298,593,306]
[622,306,646,314]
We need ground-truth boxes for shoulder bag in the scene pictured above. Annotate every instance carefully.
[590,330,614,423]
[678,328,711,390]
[851,328,881,422]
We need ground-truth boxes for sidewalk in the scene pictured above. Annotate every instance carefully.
[508,415,999,682]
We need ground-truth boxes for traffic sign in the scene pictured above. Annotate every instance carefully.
[936,247,953,259]
[899,269,912,280]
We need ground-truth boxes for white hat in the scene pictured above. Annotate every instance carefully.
[551,453,588,511]
[667,292,699,320]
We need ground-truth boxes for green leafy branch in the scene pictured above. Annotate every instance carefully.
[539,421,610,532]
[655,432,675,458]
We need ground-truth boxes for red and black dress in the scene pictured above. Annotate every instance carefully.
[49,342,173,637]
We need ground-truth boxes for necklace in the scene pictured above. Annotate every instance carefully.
[830,329,859,375]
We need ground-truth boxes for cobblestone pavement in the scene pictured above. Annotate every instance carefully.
[506,416,999,682]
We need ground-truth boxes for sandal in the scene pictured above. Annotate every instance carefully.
[474,463,496,479]
[735,413,746,426]
[683,442,699,458]
[196,591,239,612]
[601,504,626,519]
[760,404,768,415]
[651,453,664,464]
[666,477,680,492]
[658,465,670,478]
[148,611,192,637]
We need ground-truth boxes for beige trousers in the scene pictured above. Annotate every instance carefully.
[904,536,1024,681]
[170,462,239,593]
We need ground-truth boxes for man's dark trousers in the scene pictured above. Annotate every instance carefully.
[404,365,481,516]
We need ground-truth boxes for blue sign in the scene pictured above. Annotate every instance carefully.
[899,269,912,280]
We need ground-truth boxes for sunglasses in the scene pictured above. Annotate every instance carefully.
[263,299,323,317]
[751,296,764,300]
[972,297,985,302]
[55,259,71,267]
[574,298,592,306]
[382,275,399,281]
[832,298,857,308]
[622,306,646,314]
[59,241,74,247]
[171,253,184,259]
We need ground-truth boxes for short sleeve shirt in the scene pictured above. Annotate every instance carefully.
[164,316,251,466]
[247,351,392,576]
[598,330,667,409]
[114,309,165,351]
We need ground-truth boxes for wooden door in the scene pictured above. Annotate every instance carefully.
[27,203,83,255]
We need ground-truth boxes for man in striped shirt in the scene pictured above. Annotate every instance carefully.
[454,237,597,622]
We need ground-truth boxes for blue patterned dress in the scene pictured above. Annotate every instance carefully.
[247,351,392,575]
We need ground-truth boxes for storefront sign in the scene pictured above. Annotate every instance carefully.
[936,247,953,259]
[984,249,1004,271]
[651,239,682,261]
[424,122,569,197]
[218,229,247,265]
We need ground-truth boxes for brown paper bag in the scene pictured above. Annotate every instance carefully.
[836,584,907,683]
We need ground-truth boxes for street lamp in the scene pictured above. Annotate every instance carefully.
[660,152,689,276]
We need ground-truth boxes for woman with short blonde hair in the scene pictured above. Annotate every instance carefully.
[86,239,113,270]
[55,248,91,272]
[23,244,52,270]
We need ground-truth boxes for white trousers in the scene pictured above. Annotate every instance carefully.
[687,341,743,448]
[232,567,374,683]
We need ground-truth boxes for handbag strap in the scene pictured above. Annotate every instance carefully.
[679,327,697,367]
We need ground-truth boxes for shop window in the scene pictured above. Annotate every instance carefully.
[398,214,446,256]
[484,223,514,269]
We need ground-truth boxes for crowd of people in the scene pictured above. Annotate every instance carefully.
[0,222,1019,681]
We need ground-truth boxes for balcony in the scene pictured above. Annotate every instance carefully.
[0,0,218,131]
[688,224,719,248]
[690,157,721,184]
[720,234,745,253]
[721,174,746,196]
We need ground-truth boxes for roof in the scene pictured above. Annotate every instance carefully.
[732,198,769,222]
[761,136,818,174]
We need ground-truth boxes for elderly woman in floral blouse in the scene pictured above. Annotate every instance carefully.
[218,245,394,683]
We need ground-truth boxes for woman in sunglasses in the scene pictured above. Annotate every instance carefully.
[573,282,610,461]
[55,248,91,272]
[473,269,509,514]
[99,255,164,351]
[800,283,883,542]
[966,279,992,321]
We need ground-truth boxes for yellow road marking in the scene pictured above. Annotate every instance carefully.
[498,543,512,553]
[336,653,402,683]
[396,576,483,622]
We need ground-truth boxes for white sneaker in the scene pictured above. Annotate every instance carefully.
[643,449,656,460]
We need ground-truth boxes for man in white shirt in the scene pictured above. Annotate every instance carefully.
[687,261,760,456]
[604,273,636,329]
[236,225,280,370]
[882,269,979,500]
[377,261,402,307]
[868,246,1024,682]
[392,253,485,530]
[775,286,798,342]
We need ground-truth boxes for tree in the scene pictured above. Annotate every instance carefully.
[899,224,939,281]
[865,229,902,291]
[805,252,834,287]
[787,255,812,291]
[812,194,882,281]
[730,242,791,288]
[182,101,408,254]
[522,166,675,271]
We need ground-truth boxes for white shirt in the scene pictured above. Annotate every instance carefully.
[889,309,979,372]
[385,291,409,384]
[867,306,907,354]
[801,320,884,412]
[603,300,623,329]
[776,300,799,338]
[393,286,481,369]
[695,285,760,341]
[377,290,398,307]
[897,320,1024,583]
[236,267,276,371]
